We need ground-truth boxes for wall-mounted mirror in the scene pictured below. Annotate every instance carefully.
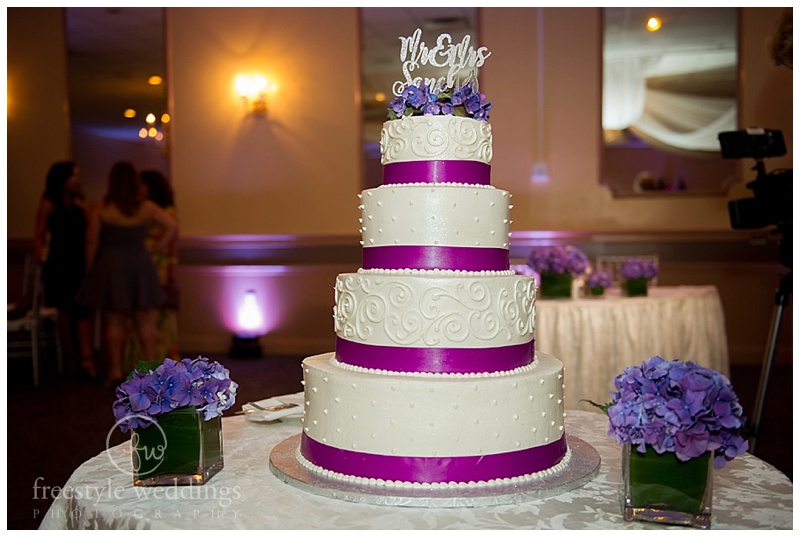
[65,7,169,200]
[360,7,478,189]
[602,7,740,196]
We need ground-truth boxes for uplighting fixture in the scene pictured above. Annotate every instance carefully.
[231,289,264,358]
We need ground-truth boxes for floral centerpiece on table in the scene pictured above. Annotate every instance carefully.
[527,245,589,298]
[620,257,659,296]
[586,356,748,527]
[113,356,239,432]
[388,82,492,121]
[586,270,613,296]
[601,356,748,467]
[620,257,659,281]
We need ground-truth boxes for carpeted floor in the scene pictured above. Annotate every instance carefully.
[7,352,792,530]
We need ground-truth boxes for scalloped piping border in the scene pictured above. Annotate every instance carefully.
[329,355,538,378]
[356,268,516,276]
[295,445,572,490]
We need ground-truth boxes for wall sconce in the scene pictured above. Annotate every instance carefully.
[235,73,275,116]
[231,289,264,358]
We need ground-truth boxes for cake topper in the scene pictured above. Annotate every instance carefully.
[393,28,491,96]
[387,28,493,122]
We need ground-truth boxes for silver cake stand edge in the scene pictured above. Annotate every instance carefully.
[269,434,601,508]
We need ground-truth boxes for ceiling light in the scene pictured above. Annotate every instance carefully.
[148,75,163,86]
[646,17,662,32]
[124,108,136,118]
[145,113,156,125]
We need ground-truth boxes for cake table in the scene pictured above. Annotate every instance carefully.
[39,411,792,530]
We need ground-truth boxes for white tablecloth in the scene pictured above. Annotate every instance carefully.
[40,411,791,530]
[536,285,730,410]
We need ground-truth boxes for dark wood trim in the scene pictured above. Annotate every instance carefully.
[8,228,784,267]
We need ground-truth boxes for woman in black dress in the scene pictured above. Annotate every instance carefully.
[77,162,178,385]
[33,161,96,378]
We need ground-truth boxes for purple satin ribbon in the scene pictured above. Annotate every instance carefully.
[383,160,491,185]
[363,245,509,271]
[301,433,568,483]
[335,337,534,374]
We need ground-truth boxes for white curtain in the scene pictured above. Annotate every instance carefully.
[603,51,736,152]
[602,57,653,130]
[634,90,736,152]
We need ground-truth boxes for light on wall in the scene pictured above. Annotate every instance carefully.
[137,111,170,143]
[646,17,662,32]
[235,73,276,116]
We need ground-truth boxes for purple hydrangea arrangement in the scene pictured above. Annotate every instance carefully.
[602,356,748,469]
[587,270,613,289]
[113,356,239,432]
[527,245,589,277]
[388,82,492,121]
[620,257,659,280]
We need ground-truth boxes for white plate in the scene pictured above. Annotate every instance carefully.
[242,392,304,422]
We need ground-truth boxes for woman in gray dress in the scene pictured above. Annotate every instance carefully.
[77,162,178,386]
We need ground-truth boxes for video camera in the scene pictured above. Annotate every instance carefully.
[719,127,791,268]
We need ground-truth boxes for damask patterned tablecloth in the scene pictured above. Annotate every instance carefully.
[40,411,791,530]
[536,285,731,410]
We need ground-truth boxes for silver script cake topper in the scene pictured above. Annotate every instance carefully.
[393,28,492,96]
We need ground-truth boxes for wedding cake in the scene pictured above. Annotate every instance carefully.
[295,29,568,489]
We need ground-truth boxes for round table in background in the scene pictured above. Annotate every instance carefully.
[536,285,730,409]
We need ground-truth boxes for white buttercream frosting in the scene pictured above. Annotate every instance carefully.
[301,352,565,457]
[334,272,535,349]
[380,115,492,165]
[359,184,511,250]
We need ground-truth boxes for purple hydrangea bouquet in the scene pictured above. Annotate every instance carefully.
[606,356,748,467]
[527,245,589,298]
[586,270,613,296]
[113,356,238,432]
[113,357,238,486]
[388,82,492,121]
[588,356,748,528]
[620,257,659,297]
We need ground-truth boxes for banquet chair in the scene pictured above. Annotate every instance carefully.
[595,255,659,286]
[7,255,63,387]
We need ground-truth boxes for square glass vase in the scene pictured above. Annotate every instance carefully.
[623,278,649,297]
[621,443,713,529]
[131,406,224,486]
[587,285,606,297]
[539,271,573,299]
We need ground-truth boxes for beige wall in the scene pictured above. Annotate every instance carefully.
[167,8,362,236]
[7,8,72,239]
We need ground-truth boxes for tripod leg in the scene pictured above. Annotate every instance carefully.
[747,302,784,454]
[748,273,791,454]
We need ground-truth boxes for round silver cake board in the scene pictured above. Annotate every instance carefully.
[269,434,600,508]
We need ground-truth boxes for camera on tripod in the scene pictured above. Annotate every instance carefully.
[719,127,792,268]
[719,127,792,454]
